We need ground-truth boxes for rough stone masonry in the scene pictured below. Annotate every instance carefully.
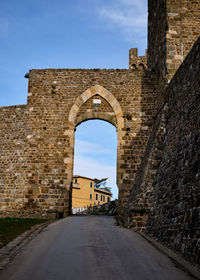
[0,0,199,267]
[0,68,157,219]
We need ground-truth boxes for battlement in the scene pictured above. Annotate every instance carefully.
[129,48,147,70]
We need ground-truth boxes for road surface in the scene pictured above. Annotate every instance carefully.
[0,216,193,280]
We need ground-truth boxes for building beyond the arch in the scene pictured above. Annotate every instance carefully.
[0,0,200,268]
[72,175,112,214]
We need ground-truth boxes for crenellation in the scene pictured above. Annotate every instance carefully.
[129,48,148,70]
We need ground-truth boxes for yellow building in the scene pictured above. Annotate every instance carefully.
[72,175,112,214]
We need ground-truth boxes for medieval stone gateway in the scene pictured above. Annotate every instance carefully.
[0,66,157,219]
[0,0,200,268]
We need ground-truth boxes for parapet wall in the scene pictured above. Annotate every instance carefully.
[0,105,28,216]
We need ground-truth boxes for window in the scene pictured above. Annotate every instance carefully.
[96,194,98,200]
[107,197,110,202]
[103,196,105,202]
[90,194,92,200]
[74,178,77,183]
[90,182,93,188]
[101,195,103,201]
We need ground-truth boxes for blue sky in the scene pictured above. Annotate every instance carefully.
[0,0,147,199]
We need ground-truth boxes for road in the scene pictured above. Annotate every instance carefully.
[0,216,193,280]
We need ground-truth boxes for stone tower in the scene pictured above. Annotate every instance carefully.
[148,0,200,90]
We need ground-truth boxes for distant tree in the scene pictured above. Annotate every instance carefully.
[94,178,112,196]
[102,186,112,194]
[94,177,108,189]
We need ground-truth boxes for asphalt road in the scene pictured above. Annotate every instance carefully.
[0,216,193,280]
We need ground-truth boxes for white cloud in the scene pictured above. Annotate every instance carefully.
[74,139,115,156]
[119,0,146,9]
[73,156,118,199]
[100,8,146,30]
[98,0,147,43]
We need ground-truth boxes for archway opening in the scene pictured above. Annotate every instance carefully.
[72,120,118,214]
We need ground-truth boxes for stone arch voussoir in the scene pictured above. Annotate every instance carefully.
[68,85,124,129]
[75,112,117,128]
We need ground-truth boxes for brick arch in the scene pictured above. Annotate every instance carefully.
[68,85,124,130]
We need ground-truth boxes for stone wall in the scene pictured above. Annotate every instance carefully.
[122,0,200,267]
[146,38,200,267]
[148,0,200,106]
[126,37,200,267]
[165,0,200,80]
[124,103,168,231]
[0,105,28,217]
[148,0,167,91]
[27,68,156,219]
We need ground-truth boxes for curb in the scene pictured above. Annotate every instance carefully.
[135,230,200,280]
[0,221,52,270]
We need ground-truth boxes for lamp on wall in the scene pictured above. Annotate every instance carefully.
[93,99,101,110]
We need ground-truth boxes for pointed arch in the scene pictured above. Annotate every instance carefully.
[68,85,124,130]
[67,85,125,192]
